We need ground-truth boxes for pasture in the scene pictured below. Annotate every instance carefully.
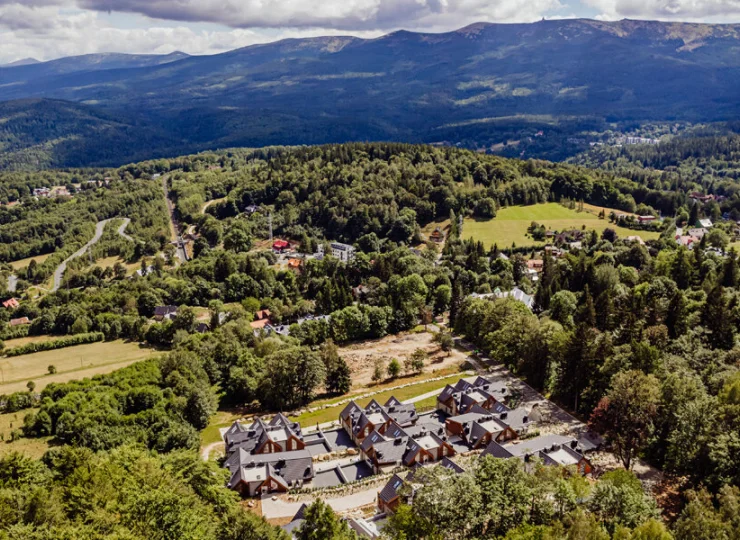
[0,340,158,394]
[464,203,661,248]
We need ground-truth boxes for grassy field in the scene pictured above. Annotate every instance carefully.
[0,340,158,394]
[90,256,141,276]
[464,203,661,248]
[8,253,52,270]
[0,409,52,458]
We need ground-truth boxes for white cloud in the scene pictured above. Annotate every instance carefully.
[0,0,565,64]
[78,0,561,31]
[583,0,740,21]
[0,8,384,63]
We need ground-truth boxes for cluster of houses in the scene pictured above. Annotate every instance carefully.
[272,239,356,263]
[470,287,534,310]
[271,239,357,270]
[675,219,714,249]
[617,136,660,146]
[32,187,72,199]
[690,192,725,203]
[2,297,30,327]
[223,375,600,515]
[249,308,331,338]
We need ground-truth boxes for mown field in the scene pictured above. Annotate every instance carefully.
[464,203,661,248]
[0,340,158,394]
[8,252,52,270]
[0,408,52,458]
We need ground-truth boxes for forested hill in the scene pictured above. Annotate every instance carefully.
[0,99,186,169]
[4,142,740,537]
[571,130,740,208]
[3,19,740,168]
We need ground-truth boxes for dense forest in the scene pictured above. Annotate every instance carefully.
[571,129,740,218]
[0,142,739,537]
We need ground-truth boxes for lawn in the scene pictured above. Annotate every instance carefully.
[91,256,141,276]
[8,253,52,270]
[464,203,661,249]
[0,340,158,394]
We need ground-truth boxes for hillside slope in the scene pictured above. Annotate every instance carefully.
[2,19,740,168]
[0,99,183,170]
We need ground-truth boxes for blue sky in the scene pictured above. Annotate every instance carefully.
[0,0,737,64]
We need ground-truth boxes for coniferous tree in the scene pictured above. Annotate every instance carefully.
[722,249,739,287]
[665,291,688,338]
[672,247,694,290]
[703,285,735,350]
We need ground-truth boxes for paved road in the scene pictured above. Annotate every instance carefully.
[52,217,133,292]
[116,218,133,242]
[262,488,378,519]
[161,176,188,263]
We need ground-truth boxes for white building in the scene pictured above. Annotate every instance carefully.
[318,242,356,263]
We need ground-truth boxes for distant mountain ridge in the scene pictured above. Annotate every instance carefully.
[2,18,740,169]
[1,58,40,68]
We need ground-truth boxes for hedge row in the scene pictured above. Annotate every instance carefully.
[0,325,30,341]
[5,332,104,357]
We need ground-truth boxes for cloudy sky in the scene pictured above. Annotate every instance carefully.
[1,0,739,64]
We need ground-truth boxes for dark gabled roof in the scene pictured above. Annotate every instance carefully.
[384,422,409,440]
[385,402,417,426]
[154,305,178,316]
[499,408,530,433]
[440,456,465,474]
[373,438,410,465]
[469,418,505,444]
[292,503,309,521]
[576,430,604,453]
[402,440,423,466]
[481,440,515,459]
[379,474,406,503]
[405,420,445,439]
[339,400,361,422]
[436,384,457,404]
[229,449,314,487]
[385,396,403,408]
[483,434,579,462]
[447,411,487,424]
[360,429,387,453]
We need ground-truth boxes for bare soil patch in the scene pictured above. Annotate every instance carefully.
[339,331,467,386]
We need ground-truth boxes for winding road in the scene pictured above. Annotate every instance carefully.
[51,218,132,292]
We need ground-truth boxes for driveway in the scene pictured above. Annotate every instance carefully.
[262,488,378,519]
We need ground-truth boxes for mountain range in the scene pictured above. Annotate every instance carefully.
[2,18,740,169]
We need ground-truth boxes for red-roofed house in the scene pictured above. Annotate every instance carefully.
[2,298,20,309]
[272,240,290,253]
[9,317,30,327]
[250,309,273,330]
